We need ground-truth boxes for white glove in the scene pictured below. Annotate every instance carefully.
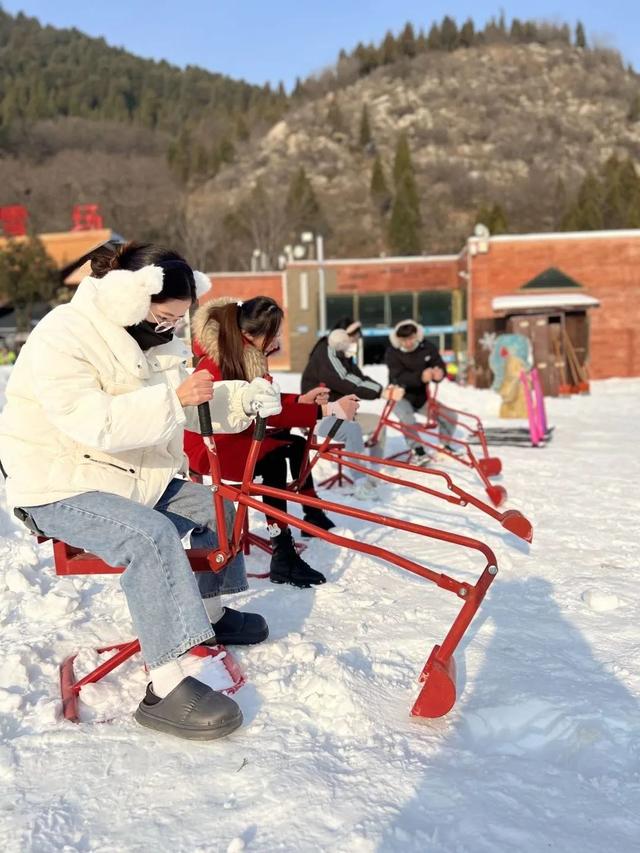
[241,377,282,417]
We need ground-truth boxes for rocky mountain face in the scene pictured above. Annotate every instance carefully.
[190,43,640,263]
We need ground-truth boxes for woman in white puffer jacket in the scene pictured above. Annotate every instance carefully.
[0,242,282,741]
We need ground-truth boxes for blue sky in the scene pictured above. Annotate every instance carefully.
[4,1,639,87]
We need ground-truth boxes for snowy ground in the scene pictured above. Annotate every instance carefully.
[1,366,639,852]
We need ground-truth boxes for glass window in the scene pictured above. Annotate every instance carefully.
[389,292,414,325]
[358,294,386,327]
[425,334,444,350]
[417,291,453,327]
[326,294,354,331]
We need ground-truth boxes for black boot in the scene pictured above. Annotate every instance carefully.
[270,528,326,588]
[301,505,336,539]
[203,607,269,646]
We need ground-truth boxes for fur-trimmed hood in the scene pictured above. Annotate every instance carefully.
[389,319,425,350]
[192,297,267,380]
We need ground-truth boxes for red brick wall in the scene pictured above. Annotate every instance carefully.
[469,235,640,379]
[335,259,459,292]
[198,273,290,370]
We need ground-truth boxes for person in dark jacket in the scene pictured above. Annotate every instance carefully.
[302,326,383,500]
[385,320,457,463]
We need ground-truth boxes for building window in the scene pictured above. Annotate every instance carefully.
[299,273,309,311]
[389,292,414,325]
[417,291,453,327]
[326,294,355,330]
[358,294,386,327]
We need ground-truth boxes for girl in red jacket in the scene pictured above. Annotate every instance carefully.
[185,295,358,588]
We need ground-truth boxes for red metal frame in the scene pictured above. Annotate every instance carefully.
[366,398,507,507]
[197,420,505,718]
[39,404,525,723]
[316,441,353,489]
[300,446,532,543]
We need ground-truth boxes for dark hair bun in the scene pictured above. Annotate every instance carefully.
[90,244,126,278]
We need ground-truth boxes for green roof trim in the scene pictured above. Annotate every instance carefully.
[520,267,584,290]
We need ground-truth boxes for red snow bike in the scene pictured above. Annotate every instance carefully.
[362,385,507,508]
[16,405,530,724]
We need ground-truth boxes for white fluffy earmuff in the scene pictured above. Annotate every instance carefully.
[194,270,212,300]
[94,265,164,327]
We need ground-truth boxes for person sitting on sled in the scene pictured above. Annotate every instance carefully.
[301,322,385,501]
[0,242,283,742]
[185,295,359,588]
[384,319,458,464]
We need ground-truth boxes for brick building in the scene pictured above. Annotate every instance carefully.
[204,228,640,391]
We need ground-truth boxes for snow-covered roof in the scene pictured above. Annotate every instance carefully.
[492,293,601,312]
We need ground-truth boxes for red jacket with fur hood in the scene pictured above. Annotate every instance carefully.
[184,298,318,480]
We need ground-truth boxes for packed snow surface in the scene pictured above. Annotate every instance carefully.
[1,366,639,852]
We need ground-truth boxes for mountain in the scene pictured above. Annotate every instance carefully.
[1,9,639,268]
[191,42,640,263]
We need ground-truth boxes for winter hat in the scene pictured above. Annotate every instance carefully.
[328,329,352,352]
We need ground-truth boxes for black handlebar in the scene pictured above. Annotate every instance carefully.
[254,415,266,441]
[326,418,344,440]
[198,402,213,437]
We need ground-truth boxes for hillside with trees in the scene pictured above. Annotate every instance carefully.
[1,8,640,269]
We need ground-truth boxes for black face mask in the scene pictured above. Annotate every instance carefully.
[125,321,174,351]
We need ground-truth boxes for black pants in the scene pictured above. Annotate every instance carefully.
[254,434,316,520]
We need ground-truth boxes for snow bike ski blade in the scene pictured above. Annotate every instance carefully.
[478,456,502,478]
[486,484,507,508]
[500,509,533,543]
[412,646,457,719]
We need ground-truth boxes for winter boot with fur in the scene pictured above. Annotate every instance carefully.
[269,528,326,588]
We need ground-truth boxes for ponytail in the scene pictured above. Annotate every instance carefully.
[202,295,284,381]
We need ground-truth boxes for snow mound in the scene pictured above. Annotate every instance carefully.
[581,589,621,612]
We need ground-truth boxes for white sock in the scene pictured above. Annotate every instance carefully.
[203,596,225,624]
[150,655,191,698]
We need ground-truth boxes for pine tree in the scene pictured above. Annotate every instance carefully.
[235,115,250,141]
[575,21,587,49]
[627,93,640,123]
[388,177,422,254]
[285,167,326,234]
[476,204,504,235]
[327,97,345,134]
[399,22,417,58]
[553,178,568,228]
[416,28,428,54]
[561,172,604,231]
[427,23,442,50]
[389,133,422,254]
[217,137,235,165]
[510,19,524,42]
[0,236,57,333]
[358,104,372,148]
[459,19,475,48]
[381,31,397,64]
[370,155,391,214]
[440,16,459,51]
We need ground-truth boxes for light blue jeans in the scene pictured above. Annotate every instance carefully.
[393,399,457,449]
[24,479,247,668]
[316,416,375,480]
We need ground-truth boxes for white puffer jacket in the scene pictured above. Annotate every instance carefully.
[0,268,253,510]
